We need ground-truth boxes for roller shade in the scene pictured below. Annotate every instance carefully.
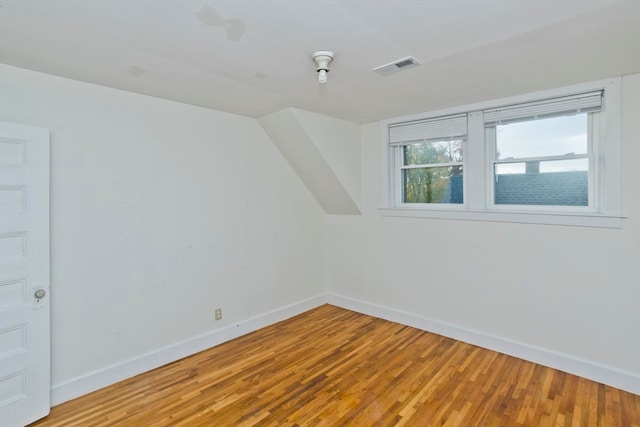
[484,91,602,127]
[389,114,467,146]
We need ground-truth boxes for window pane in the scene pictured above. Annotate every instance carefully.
[495,158,588,206]
[404,139,463,165]
[403,166,463,204]
[496,114,587,160]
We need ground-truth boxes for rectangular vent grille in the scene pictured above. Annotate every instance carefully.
[373,56,421,76]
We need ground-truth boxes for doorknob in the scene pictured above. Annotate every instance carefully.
[34,289,46,299]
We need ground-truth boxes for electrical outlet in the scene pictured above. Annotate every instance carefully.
[215,308,222,321]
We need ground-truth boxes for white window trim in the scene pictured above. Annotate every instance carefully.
[484,113,598,214]
[380,78,623,228]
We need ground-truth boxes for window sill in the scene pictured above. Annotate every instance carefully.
[379,207,623,228]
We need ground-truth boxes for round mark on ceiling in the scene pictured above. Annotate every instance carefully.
[127,66,146,78]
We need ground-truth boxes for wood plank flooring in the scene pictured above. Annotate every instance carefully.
[30,304,640,426]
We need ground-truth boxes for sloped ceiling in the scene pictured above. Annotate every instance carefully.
[259,108,361,215]
[1,0,639,123]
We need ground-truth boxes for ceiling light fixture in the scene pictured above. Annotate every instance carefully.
[311,50,334,84]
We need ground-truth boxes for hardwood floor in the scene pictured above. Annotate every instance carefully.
[31,304,640,426]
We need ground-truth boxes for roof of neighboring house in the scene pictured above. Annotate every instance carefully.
[442,171,588,206]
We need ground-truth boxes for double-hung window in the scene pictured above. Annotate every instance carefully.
[390,114,466,205]
[383,78,621,227]
[484,91,602,209]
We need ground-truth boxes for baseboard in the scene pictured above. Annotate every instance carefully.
[51,294,328,406]
[326,293,640,396]
[51,292,640,405]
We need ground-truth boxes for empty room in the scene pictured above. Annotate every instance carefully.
[1,1,640,426]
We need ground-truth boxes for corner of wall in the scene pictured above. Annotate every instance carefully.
[258,108,362,215]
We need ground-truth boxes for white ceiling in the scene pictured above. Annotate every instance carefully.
[1,0,639,123]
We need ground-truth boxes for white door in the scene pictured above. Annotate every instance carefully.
[0,122,50,427]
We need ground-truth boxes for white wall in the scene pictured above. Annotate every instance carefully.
[3,60,639,401]
[327,72,640,393]
[258,108,361,214]
[290,108,362,210]
[0,65,326,395]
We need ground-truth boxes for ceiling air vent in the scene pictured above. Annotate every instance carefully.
[373,56,421,76]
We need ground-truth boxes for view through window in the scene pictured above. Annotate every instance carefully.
[385,79,622,227]
[492,113,590,206]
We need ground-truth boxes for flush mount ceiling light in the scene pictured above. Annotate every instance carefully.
[311,50,334,84]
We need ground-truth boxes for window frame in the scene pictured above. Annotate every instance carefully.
[380,78,622,228]
[392,138,467,209]
[485,110,599,213]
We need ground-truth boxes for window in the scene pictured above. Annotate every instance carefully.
[402,139,464,204]
[390,114,466,204]
[485,91,601,209]
[383,79,621,227]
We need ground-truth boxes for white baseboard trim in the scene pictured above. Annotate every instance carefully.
[326,293,640,396]
[51,294,328,406]
[51,292,640,406]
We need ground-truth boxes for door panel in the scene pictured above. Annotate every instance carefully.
[0,122,50,427]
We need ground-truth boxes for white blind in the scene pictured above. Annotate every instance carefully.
[389,114,467,146]
[484,91,602,126]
